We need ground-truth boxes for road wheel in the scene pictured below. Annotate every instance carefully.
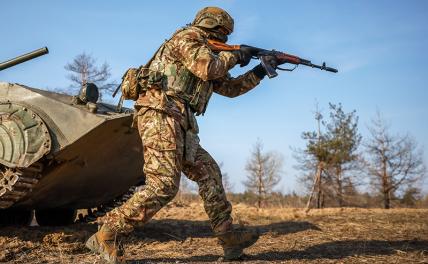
[0,209,33,227]
[35,208,77,226]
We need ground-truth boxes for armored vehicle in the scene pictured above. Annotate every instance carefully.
[0,48,144,226]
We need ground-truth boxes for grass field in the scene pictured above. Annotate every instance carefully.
[0,202,427,263]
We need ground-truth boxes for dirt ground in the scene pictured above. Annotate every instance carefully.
[0,202,427,263]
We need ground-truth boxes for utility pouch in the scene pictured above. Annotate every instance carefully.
[189,80,213,115]
[120,67,149,100]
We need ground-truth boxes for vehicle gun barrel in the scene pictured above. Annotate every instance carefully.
[0,47,49,71]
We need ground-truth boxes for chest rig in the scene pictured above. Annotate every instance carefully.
[147,27,214,116]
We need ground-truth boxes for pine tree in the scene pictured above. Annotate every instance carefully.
[296,103,361,208]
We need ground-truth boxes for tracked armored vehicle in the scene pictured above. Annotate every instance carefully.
[0,48,144,226]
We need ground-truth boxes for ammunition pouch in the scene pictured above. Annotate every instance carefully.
[153,66,213,116]
[189,80,213,115]
[120,67,150,100]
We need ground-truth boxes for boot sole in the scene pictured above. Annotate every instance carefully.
[223,234,259,260]
[85,234,125,264]
[85,234,100,254]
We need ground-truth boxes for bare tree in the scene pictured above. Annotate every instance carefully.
[293,115,326,210]
[364,113,426,209]
[243,140,283,208]
[64,52,116,99]
[219,162,234,194]
[303,107,326,210]
[176,175,197,203]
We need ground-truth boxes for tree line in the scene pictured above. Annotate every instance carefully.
[245,103,426,209]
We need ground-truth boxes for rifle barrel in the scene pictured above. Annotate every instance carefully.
[312,63,338,73]
[0,47,49,71]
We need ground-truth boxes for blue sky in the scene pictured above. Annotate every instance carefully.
[1,1,427,194]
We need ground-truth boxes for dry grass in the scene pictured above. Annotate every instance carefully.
[0,203,427,263]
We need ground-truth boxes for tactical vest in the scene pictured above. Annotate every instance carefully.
[146,27,213,116]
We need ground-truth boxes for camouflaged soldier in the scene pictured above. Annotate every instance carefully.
[86,7,281,263]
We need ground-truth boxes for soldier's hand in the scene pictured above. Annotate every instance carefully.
[233,46,255,67]
[251,54,284,79]
[240,45,260,56]
[252,63,268,79]
[262,55,287,69]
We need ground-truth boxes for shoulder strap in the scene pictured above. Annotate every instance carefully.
[113,26,191,109]
[142,26,190,70]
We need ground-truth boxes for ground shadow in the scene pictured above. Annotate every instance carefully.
[132,239,428,263]
[247,239,428,261]
[0,219,319,244]
[0,222,97,243]
[133,219,320,242]
[2,220,426,263]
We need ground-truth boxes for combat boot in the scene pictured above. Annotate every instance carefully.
[85,225,125,264]
[215,227,260,260]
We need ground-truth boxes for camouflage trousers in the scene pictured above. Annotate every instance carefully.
[99,108,232,234]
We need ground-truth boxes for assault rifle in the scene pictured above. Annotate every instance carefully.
[207,39,338,78]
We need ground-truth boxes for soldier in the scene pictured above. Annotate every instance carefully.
[86,6,285,263]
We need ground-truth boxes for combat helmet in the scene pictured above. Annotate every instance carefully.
[193,7,234,35]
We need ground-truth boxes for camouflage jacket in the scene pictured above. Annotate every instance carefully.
[135,26,262,132]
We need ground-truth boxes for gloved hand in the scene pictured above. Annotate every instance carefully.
[263,55,282,68]
[253,55,287,79]
[232,45,259,67]
[252,63,268,79]
[232,50,251,67]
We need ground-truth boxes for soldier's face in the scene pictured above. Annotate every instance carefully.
[208,26,229,43]
[217,27,230,36]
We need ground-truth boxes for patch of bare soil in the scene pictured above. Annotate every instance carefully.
[0,203,427,263]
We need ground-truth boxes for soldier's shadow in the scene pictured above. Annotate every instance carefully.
[0,222,96,244]
[0,219,316,243]
[246,239,428,261]
[130,220,428,263]
[132,239,428,263]
[133,219,320,242]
